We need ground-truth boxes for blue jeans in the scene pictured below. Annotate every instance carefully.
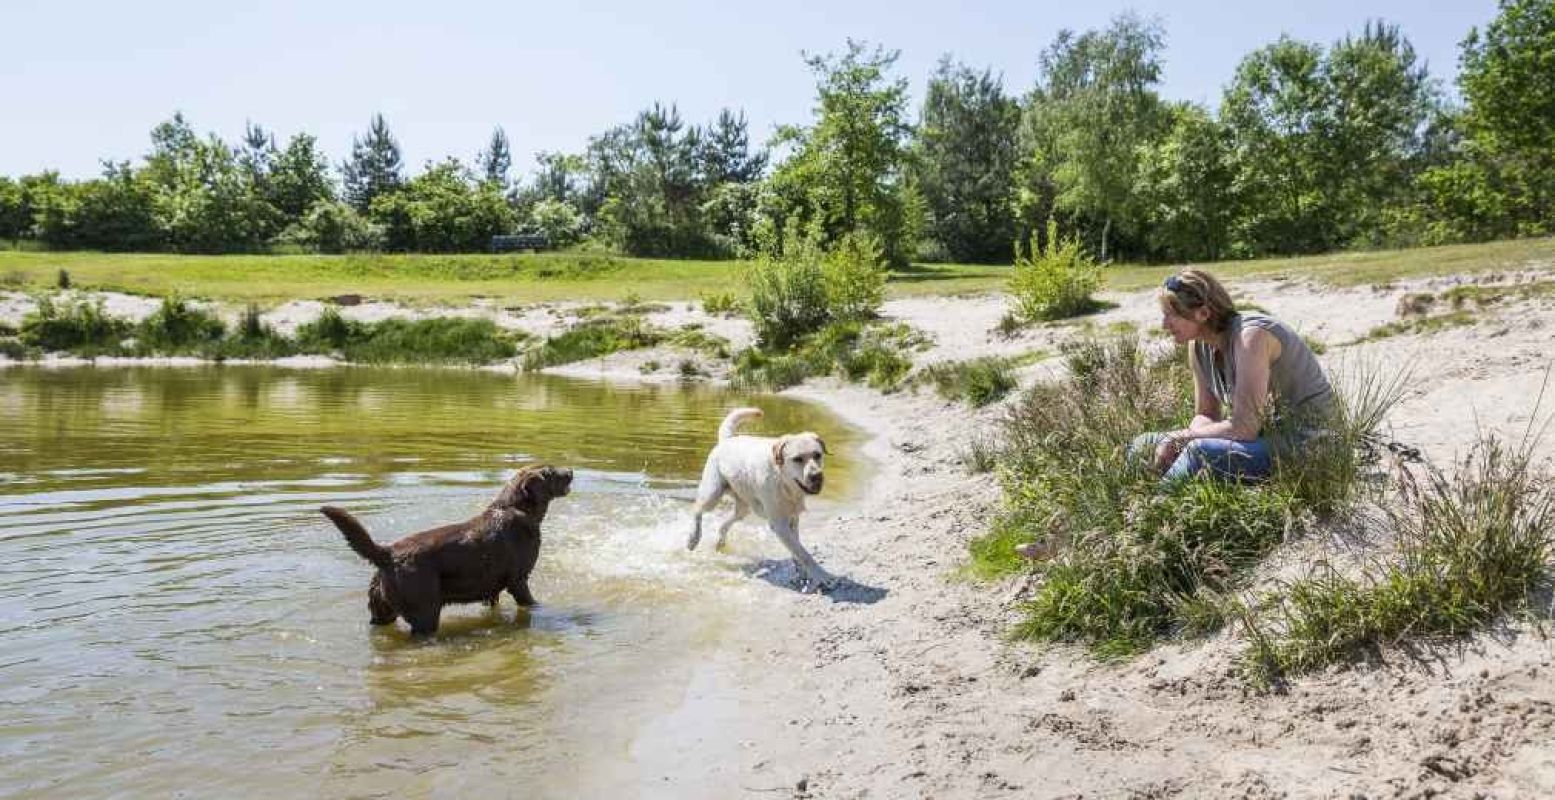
[1129,431,1273,483]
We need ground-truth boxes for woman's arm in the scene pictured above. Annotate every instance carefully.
[1155,345,1224,471]
[1172,328,1274,444]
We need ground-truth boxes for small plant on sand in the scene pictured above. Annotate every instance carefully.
[19,294,131,354]
[699,290,738,316]
[1242,430,1555,686]
[136,294,226,355]
[522,315,664,370]
[1008,218,1104,322]
[920,357,1018,407]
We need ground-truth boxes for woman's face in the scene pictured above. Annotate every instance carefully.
[1161,304,1211,344]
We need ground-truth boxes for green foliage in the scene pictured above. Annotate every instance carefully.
[521,315,664,370]
[1020,13,1168,261]
[768,40,914,265]
[1008,218,1103,321]
[744,232,831,349]
[821,230,888,322]
[1220,24,1439,255]
[731,320,923,391]
[921,357,1018,407]
[277,201,384,253]
[1137,104,1237,261]
[913,58,1021,263]
[18,294,132,353]
[136,295,226,353]
[526,199,586,248]
[1243,433,1555,683]
[699,290,738,315]
[342,113,403,213]
[371,160,517,253]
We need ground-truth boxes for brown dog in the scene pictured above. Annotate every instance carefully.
[321,465,573,635]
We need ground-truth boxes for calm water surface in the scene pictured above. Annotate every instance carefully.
[0,365,863,798]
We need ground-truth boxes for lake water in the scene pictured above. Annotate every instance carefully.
[0,365,863,797]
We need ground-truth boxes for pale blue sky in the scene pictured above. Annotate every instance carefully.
[1,0,1499,181]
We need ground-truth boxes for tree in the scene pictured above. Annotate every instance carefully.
[476,126,513,189]
[267,133,335,221]
[913,57,1020,263]
[0,177,31,240]
[1453,0,1555,234]
[591,103,722,256]
[769,40,914,264]
[1222,23,1439,255]
[371,159,515,252]
[1021,13,1168,261]
[342,113,403,212]
[141,113,280,252]
[699,109,767,184]
[1137,104,1236,261]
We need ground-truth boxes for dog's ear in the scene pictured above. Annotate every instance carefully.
[772,437,786,467]
[494,467,545,510]
[815,435,829,455]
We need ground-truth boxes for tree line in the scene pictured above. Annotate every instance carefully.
[1,0,1550,264]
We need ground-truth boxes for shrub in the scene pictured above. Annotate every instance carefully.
[1243,432,1555,685]
[19,294,131,354]
[346,317,520,365]
[745,243,830,350]
[137,295,226,354]
[822,231,888,323]
[522,315,664,370]
[921,357,1017,407]
[217,303,294,359]
[295,307,360,353]
[1008,218,1103,322]
[56,269,71,289]
[699,290,738,316]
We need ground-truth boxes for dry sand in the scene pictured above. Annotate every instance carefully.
[5,269,1555,797]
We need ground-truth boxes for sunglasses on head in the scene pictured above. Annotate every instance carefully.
[1164,275,1203,305]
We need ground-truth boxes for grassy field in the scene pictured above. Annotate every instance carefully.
[1,237,1552,305]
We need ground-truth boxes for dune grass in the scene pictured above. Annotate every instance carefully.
[1242,431,1555,686]
[970,336,1406,657]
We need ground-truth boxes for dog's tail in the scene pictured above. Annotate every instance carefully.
[320,506,393,570]
[718,407,764,441]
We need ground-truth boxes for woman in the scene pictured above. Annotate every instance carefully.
[1015,269,1336,559]
[1132,268,1335,482]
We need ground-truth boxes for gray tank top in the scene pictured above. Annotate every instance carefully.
[1192,313,1334,436]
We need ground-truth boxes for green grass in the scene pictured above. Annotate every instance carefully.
[1355,309,1479,342]
[1,237,1549,305]
[969,335,1405,657]
[920,357,1019,407]
[521,315,664,370]
[1242,432,1555,685]
[731,320,928,392]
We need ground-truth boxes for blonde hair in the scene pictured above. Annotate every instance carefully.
[1158,269,1237,333]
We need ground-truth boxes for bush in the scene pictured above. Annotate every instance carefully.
[216,303,294,359]
[921,357,1017,407]
[745,241,830,350]
[822,231,887,323]
[19,294,131,354]
[1008,218,1103,322]
[137,295,226,354]
[699,290,738,316]
[745,226,889,349]
[731,320,925,392]
[1244,432,1555,685]
[522,315,664,370]
[344,317,521,365]
[295,307,360,353]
